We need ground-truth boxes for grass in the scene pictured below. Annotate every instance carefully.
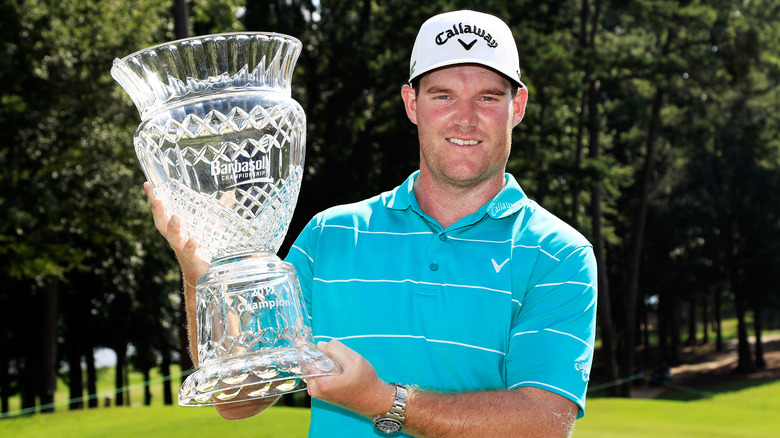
[1,364,310,437]
[0,405,310,438]
[576,379,780,437]
[3,324,778,436]
[3,373,780,437]
[5,364,187,413]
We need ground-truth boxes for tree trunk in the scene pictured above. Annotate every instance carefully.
[658,292,669,363]
[587,79,619,395]
[124,361,130,406]
[642,297,651,367]
[143,368,152,406]
[572,0,588,216]
[86,347,98,408]
[669,294,681,365]
[714,289,724,352]
[115,345,126,406]
[20,345,36,413]
[733,291,753,373]
[65,288,84,410]
[576,0,617,397]
[0,354,9,415]
[20,361,36,413]
[754,306,766,369]
[39,276,59,413]
[686,298,697,346]
[625,87,664,396]
[161,348,173,405]
[702,293,709,344]
[173,0,189,40]
[66,349,83,410]
[572,87,586,226]
[84,302,98,409]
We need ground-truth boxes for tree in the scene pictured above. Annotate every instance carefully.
[0,0,176,413]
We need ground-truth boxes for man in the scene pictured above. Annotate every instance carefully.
[147,10,597,437]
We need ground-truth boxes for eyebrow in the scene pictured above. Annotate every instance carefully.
[424,86,508,96]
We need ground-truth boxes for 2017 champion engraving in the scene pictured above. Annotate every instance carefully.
[237,298,293,312]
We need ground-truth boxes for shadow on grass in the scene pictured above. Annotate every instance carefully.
[657,377,778,401]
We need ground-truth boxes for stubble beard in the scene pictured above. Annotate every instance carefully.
[418,129,511,191]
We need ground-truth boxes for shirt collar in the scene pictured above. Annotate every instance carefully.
[485,173,529,219]
[383,171,528,220]
[384,171,418,211]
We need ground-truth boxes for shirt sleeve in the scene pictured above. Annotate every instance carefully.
[505,245,598,418]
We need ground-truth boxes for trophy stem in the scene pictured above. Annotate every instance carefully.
[178,251,341,406]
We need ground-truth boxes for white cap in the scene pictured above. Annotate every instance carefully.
[408,10,523,87]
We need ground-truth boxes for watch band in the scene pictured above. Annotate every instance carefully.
[373,383,408,434]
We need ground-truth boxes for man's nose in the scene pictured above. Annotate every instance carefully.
[453,100,478,128]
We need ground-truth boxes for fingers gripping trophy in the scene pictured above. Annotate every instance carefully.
[111,33,341,406]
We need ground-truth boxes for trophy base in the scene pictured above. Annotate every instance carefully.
[178,345,341,406]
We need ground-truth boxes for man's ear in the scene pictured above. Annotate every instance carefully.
[512,87,528,127]
[401,84,418,125]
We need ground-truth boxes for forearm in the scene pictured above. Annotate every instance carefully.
[308,341,577,437]
[182,279,199,367]
[403,386,576,438]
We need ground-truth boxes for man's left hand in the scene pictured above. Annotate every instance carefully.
[306,340,396,419]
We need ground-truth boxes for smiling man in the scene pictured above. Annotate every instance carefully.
[148,9,597,438]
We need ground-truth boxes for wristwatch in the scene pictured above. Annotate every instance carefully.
[373,383,409,434]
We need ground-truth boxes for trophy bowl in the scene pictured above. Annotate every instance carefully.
[111,32,341,406]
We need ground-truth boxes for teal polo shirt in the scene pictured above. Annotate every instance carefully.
[285,171,597,437]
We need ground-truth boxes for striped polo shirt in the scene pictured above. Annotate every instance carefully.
[285,171,597,437]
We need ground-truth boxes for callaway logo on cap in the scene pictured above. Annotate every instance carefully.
[408,10,524,87]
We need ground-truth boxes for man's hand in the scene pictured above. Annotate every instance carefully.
[144,182,209,284]
[306,340,396,420]
[306,340,577,437]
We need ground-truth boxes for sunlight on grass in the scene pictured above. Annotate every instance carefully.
[0,405,309,438]
[575,379,780,437]
[4,322,777,436]
[3,379,779,437]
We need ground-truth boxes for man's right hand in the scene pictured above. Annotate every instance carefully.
[144,182,209,284]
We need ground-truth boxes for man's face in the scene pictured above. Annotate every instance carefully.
[402,64,527,189]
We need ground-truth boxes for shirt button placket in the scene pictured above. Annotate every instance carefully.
[429,233,446,271]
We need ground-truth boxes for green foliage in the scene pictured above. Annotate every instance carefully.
[192,0,244,34]
[0,0,180,408]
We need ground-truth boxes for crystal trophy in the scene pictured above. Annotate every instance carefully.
[111,33,341,406]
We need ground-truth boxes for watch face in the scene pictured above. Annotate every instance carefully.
[375,418,403,434]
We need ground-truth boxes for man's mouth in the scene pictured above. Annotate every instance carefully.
[447,138,481,146]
